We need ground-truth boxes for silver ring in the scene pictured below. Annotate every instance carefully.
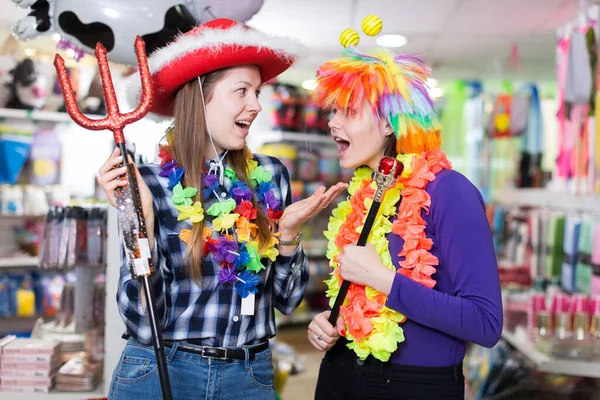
[317,332,323,341]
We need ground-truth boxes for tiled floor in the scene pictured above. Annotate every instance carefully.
[276,327,324,400]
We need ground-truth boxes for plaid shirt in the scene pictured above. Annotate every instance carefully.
[117,154,309,347]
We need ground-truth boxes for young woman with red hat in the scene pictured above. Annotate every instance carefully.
[97,18,347,399]
[305,21,503,400]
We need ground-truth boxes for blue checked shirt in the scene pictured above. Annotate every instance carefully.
[117,154,309,347]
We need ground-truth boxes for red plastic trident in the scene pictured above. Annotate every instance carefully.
[53,39,173,400]
[53,36,153,143]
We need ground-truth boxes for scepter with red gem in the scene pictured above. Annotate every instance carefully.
[54,38,173,400]
[328,156,404,325]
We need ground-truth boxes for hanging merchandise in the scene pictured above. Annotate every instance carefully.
[562,215,582,293]
[576,217,595,294]
[0,125,33,185]
[555,12,599,192]
[39,206,107,269]
[463,81,485,188]
[517,84,544,188]
[440,81,467,170]
[546,213,565,282]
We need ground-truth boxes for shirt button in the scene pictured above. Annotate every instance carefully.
[233,316,239,322]
[221,192,227,198]
[357,359,364,366]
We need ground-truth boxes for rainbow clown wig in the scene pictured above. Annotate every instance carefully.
[313,46,442,154]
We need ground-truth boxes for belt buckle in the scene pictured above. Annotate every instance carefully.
[202,346,229,360]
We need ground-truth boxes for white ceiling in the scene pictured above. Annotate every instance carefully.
[0,0,586,85]
[247,0,583,83]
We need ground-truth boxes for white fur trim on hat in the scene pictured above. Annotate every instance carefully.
[124,23,303,122]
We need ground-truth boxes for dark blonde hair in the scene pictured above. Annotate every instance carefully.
[167,69,273,283]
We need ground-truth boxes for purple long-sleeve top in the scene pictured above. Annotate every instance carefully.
[385,169,503,366]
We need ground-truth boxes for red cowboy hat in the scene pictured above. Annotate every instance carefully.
[126,18,301,120]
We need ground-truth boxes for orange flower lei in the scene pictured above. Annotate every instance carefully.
[324,149,451,361]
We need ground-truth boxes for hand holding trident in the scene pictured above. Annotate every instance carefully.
[54,38,173,400]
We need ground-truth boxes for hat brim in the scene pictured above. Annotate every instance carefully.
[124,20,301,122]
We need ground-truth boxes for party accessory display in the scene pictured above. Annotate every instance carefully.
[157,146,282,298]
[325,151,451,361]
[361,15,383,36]
[316,15,441,154]
[54,38,173,399]
[328,156,403,326]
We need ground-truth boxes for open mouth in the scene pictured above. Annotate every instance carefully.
[334,137,350,156]
[235,120,252,131]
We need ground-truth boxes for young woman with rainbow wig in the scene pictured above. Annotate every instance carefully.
[306,27,503,400]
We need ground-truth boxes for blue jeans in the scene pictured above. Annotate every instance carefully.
[109,338,275,400]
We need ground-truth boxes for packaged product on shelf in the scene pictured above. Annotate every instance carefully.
[290,180,304,204]
[0,185,23,215]
[0,126,33,185]
[29,129,61,186]
[23,185,49,216]
[86,208,107,266]
[0,336,62,394]
[54,357,103,392]
[258,143,297,179]
[318,147,341,185]
[302,99,321,133]
[562,215,581,293]
[296,148,320,181]
[269,84,299,131]
[15,275,35,317]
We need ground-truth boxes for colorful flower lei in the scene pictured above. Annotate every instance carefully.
[324,149,451,361]
[158,145,282,297]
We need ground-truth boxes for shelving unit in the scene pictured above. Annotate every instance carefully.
[501,329,600,378]
[0,256,39,268]
[3,385,106,399]
[0,108,101,123]
[495,188,600,214]
[247,130,337,152]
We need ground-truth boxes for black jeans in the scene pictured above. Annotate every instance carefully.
[315,341,464,400]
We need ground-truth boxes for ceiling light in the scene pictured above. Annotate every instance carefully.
[376,34,408,48]
[302,79,318,91]
[103,7,120,18]
[52,33,61,42]
[24,48,37,57]
[429,87,444,98]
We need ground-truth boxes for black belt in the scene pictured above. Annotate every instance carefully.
[163,340,269,361]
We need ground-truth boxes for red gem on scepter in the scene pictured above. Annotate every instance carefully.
[378,157,404,178]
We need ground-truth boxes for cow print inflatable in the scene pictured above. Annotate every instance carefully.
[11,0,265,66]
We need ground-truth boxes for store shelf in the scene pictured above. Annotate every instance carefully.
[0,315,41,335]
[0,256,39,268]
[2,385,106,399]
[501,329,600,378]
[0,108,102,123]
[495,188,600,214]
[259,131,335,146]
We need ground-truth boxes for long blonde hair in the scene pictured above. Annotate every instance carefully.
[167,70,273,283]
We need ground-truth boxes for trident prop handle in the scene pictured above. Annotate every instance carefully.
[54,38,173,400]
[328,157,404,326]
